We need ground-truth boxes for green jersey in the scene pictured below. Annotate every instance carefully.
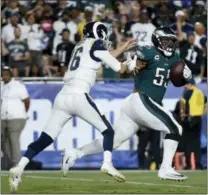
[134,45,180,104]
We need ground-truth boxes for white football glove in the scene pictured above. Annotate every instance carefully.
[125,53,137,72]
[183,64,192,80]
[194,76,202,84]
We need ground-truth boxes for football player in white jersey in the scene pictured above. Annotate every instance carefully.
[9,21,137,192]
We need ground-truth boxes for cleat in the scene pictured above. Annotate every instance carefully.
[9,165,23,192]
[61,149,79,177]
[158,167,187,181]
[101,162,126,183]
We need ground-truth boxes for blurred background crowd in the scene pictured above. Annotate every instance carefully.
[1,0,207,82]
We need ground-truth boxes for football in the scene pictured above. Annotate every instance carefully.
[170,60,186,87]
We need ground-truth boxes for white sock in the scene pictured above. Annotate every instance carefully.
[79,138,104,156]
[18,157,30,170]
[161,139,178,169]
[103,151,112,163]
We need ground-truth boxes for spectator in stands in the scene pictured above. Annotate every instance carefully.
[109,19,123,49]
[40,4,55,54]
[194,22,206,50]
[170,10,194,40]
[98,7,114,37]
[2,0,19,22]
[25,13,48,77]
[152,2,172,27]
[1,66,30,168]
[190,0,207,28]
[120,14,129,37]
[1,38,7,67]
[41,55,58,77]
[31,0,45,9]
[179,32,204,83]
[168,0,192,13]
[127,0,141,28]
[199,37,207,80]
[32,5,44,24]
[18,0,31,9]
[1,12,26,43]
[180,79,207,169]
[54,0,69,20]
[114,0,129,15]
[53,10,77,55]
[55,28,75,76]
[130,8,155,46]
[2,27,30,77]
[77,6,94,40]
[1,1,7,28]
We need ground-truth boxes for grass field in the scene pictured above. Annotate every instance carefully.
[1,170,207,194]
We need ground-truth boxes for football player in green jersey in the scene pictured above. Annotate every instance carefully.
[62,27,192,181]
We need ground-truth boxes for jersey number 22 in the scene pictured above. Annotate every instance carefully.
[69,47,83,71]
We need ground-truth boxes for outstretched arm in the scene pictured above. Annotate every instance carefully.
[94,50,128,73]
[110,39,137,58]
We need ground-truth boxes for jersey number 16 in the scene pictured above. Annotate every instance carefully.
[69,47,83,71]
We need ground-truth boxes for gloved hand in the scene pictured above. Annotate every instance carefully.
[183,64,192,80]
[125,53,137,72]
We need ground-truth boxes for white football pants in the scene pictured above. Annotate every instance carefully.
[79,92,182,155]
[43,92,110,139]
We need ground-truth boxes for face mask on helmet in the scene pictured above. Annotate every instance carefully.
[152,27,178,57]
[158,36,177,57]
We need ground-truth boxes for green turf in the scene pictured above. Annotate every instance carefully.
[1,170,207,194]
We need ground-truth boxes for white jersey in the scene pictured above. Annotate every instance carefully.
[130,22,156,46]
[62,38,121,94]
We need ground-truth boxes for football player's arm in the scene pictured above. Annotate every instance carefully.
[176,22,185,41]
[91,40,125,73]
[110,39,137,58]
[94,50,126,73]
[127,48,148,74]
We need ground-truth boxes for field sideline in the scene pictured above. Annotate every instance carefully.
[1,170,207,194]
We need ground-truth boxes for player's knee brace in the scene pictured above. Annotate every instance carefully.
[24,132,53,160]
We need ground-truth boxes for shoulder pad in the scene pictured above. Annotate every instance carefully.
[136,49,146,60]
[92,39,106,51]
[145,45,154,49]
[136,46,146,60]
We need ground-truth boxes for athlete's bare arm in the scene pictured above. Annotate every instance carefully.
[110,39,137,58]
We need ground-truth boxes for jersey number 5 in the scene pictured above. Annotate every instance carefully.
[69,47,83,71]
[153,68,170,87]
